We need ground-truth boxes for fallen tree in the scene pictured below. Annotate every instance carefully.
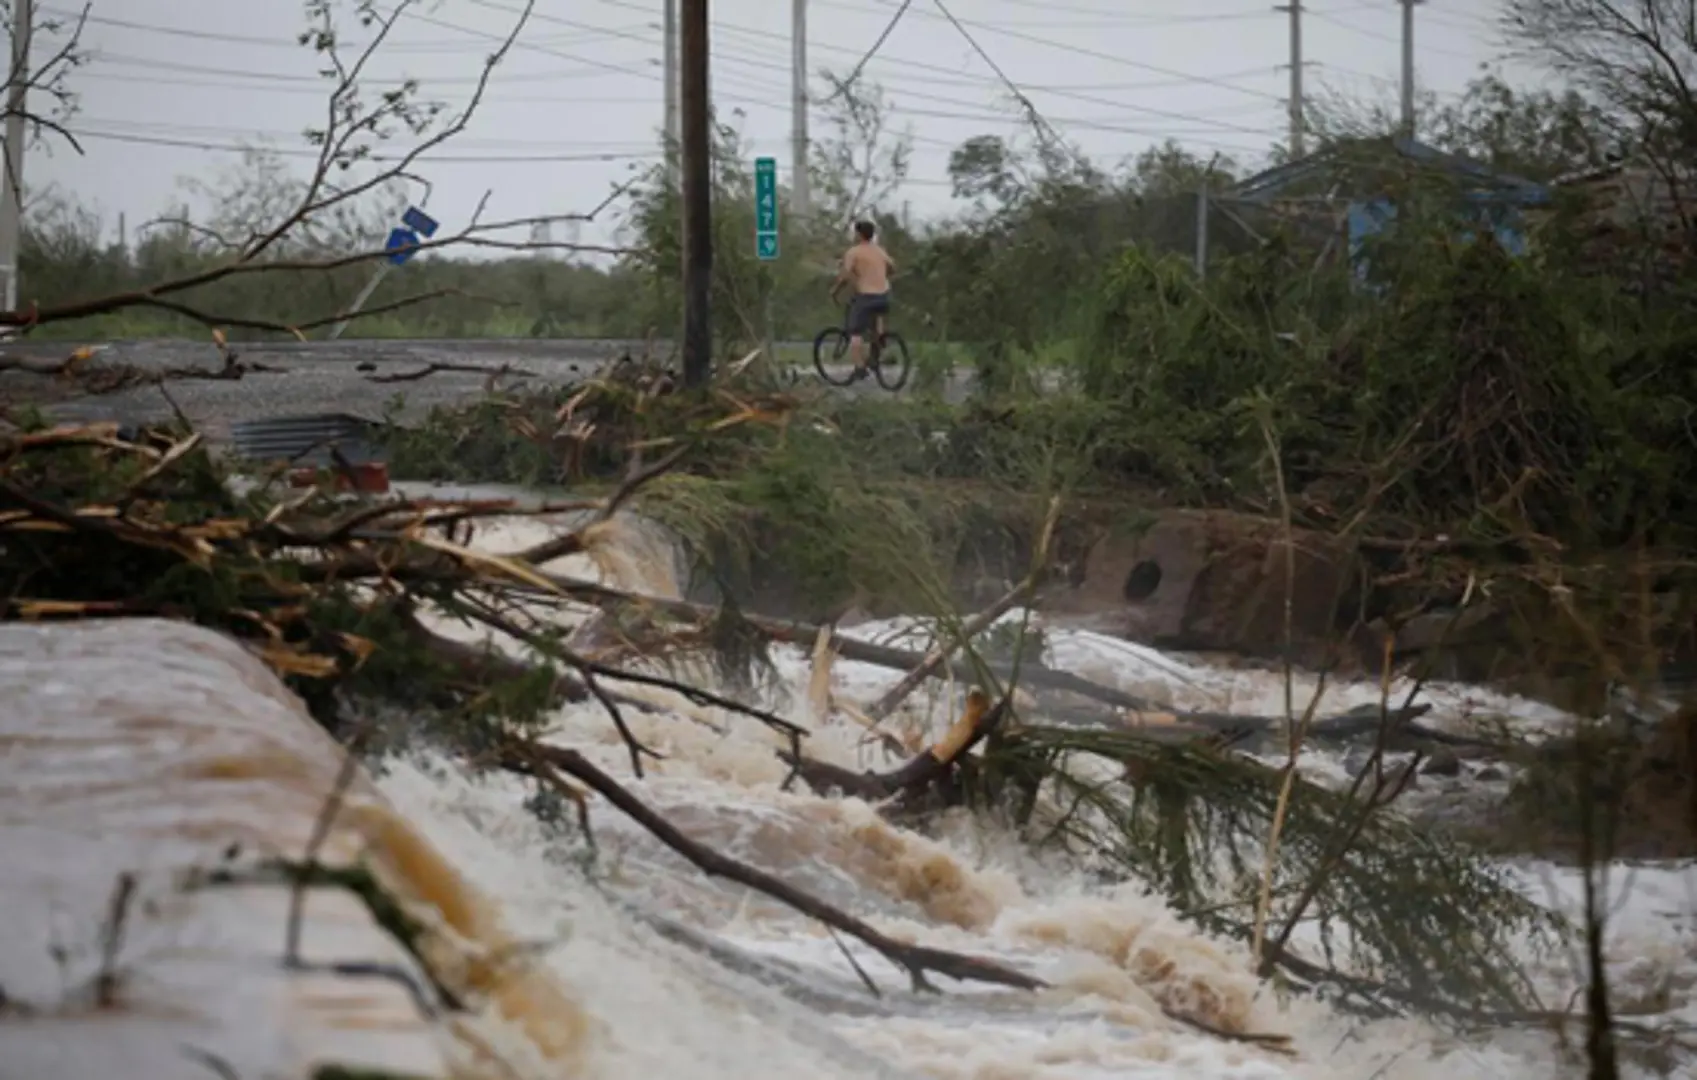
[4,350,1596,1043]
[0,406,1054,996]
[485,567,1474,747]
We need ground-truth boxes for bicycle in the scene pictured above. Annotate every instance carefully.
[812,303,911,391]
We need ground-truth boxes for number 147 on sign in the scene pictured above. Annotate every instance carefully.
[754,156,779,261]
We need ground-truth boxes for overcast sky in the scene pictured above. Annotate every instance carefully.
[31,0,1516,253]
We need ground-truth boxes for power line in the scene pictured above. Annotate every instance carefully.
[66,127,666,164]
[72,114,663,151]
[73,61,1280,162]
[827,0,1279,28]
[486,0,1291,130]
[80,3,1488,141]
[975,0,1270,17]
[73,114,977,163]
[928,0,1070,154]
[268,4,1282,139]
[85,8,1287,100]
[828,0,1276,31]
[827,0,913,102]
[1310,61,1465,100]
[70,72,1275,147]
[67,7,1283,189]
[70,65,1285,122]
[86,50,646,86]
[1308,6,1484,61]
[833,0,1289,102]
[1422,5,1502,34]
[588,0,1287,100]
[390,2,666,82]
[916,0,1282,140]
[39,4,651,54]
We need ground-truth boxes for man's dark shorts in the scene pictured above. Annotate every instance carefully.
[847,292,891,336]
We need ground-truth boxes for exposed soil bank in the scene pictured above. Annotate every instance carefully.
[688,498,1456,678]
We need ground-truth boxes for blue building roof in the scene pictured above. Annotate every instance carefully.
[1229,136,1552,206]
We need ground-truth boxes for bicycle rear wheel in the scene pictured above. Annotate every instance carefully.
[812,326,857,386]
[874,332,911,392]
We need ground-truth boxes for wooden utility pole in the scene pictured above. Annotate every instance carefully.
[680,0,712,388]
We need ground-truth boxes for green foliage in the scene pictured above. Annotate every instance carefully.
[977,725,1561,1017]
[0,419,570,748]
[1305,72,1617,181]
[1047,205,1697,547]
[382,389,585,488]
[19,182,653,343]
[636,415,961,616]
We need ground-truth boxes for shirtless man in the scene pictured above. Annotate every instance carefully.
[829,219,894,380]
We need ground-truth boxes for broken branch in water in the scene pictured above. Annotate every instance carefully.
[511,569,1165,711]
[865,576,1034,722]
[446,593,666,778]
[448,598,807,763]
[500,570,1487,751]
[506,736,1046,994]
[781,688,1011,809]
[511,443,696,567]
[397,607,592,708]
[865,494,1061,722]
[4,412,1563,1026]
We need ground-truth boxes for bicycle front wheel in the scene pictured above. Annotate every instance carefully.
[874,332,911,392]
[812,326,857,386]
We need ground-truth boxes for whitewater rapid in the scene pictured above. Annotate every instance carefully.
[7,506,1695,1079]
[368,513,1696,1079]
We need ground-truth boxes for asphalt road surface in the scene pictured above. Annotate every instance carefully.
[6,337,977,443]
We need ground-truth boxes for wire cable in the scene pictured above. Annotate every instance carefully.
[927,0,1069,153]
[370,1,1291,137]
[588,0,1287,100]
[826,0,1280,29]
[825,0,914,102]
[65,126,665,164]
[847,0,1288,102]
[1308,7,1489,61]
[68,7,1282,187]
[38,4,649,55]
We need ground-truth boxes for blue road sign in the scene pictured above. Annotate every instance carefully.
[754,156,778,261]
[401,205,440,238]
[385,226,421,265]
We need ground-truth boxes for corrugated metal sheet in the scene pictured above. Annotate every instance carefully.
[230,413,385,466]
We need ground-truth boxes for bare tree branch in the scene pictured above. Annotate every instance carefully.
[505,738,1046,993]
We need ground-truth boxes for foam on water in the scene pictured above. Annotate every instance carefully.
[368,513,1697,1079]
[0,618,594,1080]
[10,508,1694,1078]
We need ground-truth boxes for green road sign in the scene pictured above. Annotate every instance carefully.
[754,156,778,260]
